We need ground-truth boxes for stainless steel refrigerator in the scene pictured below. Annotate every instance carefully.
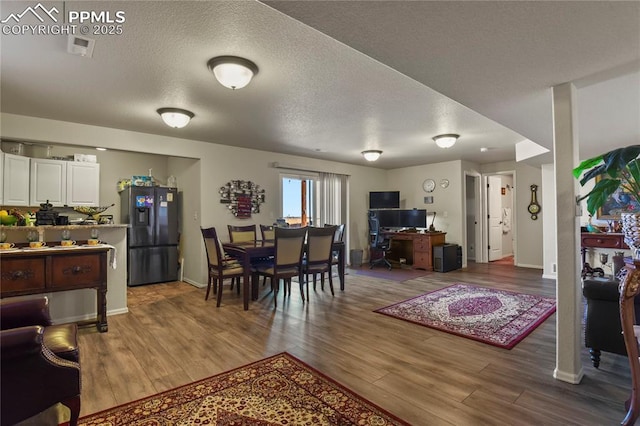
[121,186,179,286]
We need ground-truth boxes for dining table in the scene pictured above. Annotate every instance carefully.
[222,240,346,310]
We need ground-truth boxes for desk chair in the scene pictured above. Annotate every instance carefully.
[369,217,392,270]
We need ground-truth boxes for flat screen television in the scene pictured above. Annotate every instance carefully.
[369,191,400,209]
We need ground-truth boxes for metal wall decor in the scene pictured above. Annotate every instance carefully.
[219,180,265,218]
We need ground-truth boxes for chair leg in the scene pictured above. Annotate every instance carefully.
[205,275,212,300]
[273,278,279,308]
[216,278,223,307]
[63,395,81,426]
[328,271,335,296]
[320,272,325,290]
[299,275,306,303]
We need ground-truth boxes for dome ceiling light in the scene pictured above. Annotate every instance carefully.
[207,56,259,90]
[433,134,460,149]
[362,150,383,162]
[157,108,194,129]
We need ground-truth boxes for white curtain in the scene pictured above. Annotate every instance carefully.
[318,172,348,227]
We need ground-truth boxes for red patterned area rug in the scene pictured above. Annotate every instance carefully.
[375,283,556,349]
[75,353,409,425]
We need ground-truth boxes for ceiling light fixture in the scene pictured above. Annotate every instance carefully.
[362,150,383,162]
[207,56,259,90]
[157,108,194,129]
[95,147,107,151]
[433,134,459,149]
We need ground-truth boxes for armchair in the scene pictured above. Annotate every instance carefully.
[0,296,81,426]
[582,277,640,368]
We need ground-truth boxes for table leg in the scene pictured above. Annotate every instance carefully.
[338,246,345,291]
[97,286,108,332]
[243,252,250,310]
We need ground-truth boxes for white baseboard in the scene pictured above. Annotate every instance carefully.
[516,263,543,269]
[542,273,557,280]
[184,278,206,288]
[553,367,584,384]
[52,307,129,325]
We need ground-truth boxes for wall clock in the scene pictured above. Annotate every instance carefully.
[440,179,450,189]
[528,184,541,220]
[422,179,436,193]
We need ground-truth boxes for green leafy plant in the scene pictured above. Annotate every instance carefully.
[573,145,640,216]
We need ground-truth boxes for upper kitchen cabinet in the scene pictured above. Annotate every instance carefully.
[3,153,30,206]
[30,158,67,206]
[66,162,100,206]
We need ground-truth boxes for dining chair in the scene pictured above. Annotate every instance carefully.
[200,227,245,307]
[260,224,275,241]
[228,224,257,243]
[620,260,640,426]
[253,227,307,308]
[258,224,276,287]
[324,223,345,289]
[304,226,338,298]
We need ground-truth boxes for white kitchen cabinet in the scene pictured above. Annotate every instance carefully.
[3,153,30,206]
[0,151,3,204]
[66,162,100,206]
[30,158,67,207]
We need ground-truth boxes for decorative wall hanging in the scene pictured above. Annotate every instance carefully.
[528,184,541,220]
[219,180,265,218]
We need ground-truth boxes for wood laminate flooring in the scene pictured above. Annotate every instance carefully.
[76,262,630,425]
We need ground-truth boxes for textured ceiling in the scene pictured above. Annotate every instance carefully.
[0,1,638,169]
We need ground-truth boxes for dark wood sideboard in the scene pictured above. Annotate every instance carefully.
[580,232,628,277]
[0,246,109,332]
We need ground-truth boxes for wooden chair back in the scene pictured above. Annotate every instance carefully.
[274,227,307,270]
[260,224,275,241]
[620,259,640,425]
[228,224,257,243]
[307,226,337,265]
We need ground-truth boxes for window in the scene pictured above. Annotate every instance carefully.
[280,174,316,227]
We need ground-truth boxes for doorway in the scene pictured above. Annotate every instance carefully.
[486,173,515,265]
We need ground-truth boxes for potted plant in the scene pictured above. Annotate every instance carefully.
[573,145,640,258]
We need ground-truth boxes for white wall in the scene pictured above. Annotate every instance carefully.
[541,163,557,278]
[387,160,464,246]
[513,162,544,268]
[1,113,387,288]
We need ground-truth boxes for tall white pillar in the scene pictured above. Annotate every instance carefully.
[553,82,584,383]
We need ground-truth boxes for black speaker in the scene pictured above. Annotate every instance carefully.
[433,244,462,272]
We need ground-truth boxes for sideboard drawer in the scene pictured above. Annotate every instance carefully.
[0,258,46,293]
[581,233,625,249]
[50,253,103,289]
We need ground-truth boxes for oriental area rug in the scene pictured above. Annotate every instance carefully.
[375,283,556,349]
[74,352,409,426]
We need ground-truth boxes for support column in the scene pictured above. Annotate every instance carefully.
[553,82,584,384]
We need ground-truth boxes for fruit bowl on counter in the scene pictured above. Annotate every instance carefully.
[73,204,115,220]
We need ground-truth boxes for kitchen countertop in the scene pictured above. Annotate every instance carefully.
[0,224,128,230]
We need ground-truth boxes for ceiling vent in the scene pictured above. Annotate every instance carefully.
[67,35,95,58]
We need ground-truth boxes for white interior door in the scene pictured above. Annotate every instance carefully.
[488,175,503,261]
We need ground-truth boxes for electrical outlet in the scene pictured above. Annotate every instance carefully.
[193,211,198,221]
